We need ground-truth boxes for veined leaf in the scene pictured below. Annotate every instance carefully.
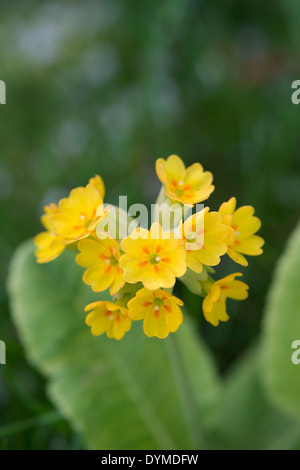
[262,221,300,418]
[211,346,300,450]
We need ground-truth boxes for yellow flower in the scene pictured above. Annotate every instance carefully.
[40,202,59,230]
[34,203,65,263]
[180,208,228,273]
[34,175,106,263]
[155,154,214,206]
[219,197,264,266]
[120,222,186,290]
[85,300,131,340]
[127,288,184,339]
[89,174,105,199]
[76,238,125,295]
[50,183,109,243]
[202,273,249,326]
[34,232,65,263]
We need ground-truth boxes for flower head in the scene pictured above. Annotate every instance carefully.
[120,222,186,290]
[156,154,214,206]
[50,183,109,243]
[34,231,65,264]
[180,208,228,273]
[76,238,124,295]
[202,273,249,326]
[33,159,264,341]
[219,197,264,266]
[34,176,107,263]
[85,300,131,340]
[128,288,184,339]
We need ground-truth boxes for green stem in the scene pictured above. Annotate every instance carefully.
[166,332,208,449]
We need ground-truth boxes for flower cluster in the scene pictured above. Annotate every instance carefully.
[35,155,264,340]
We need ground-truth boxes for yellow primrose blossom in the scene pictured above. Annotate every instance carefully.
[120,222,186,290]
[34,175,106,263]
[128,288,184,339]
[34,203,65,263]
[50,183,109,243]
[180,208,228,273]
[76,238,124,295]
[155,154,214,206]
[85,300,131,340]
[34,231,65,264]
[219,197,264,266]
[202,273,249,326]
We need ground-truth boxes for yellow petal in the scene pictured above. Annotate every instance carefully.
[219,197,236,217]
[83,265,114,292]
[127,293,149,320]
[109,270,125,296]
[203,297,229,326]
[227,247,248,266]
[34,231,65,263]
[222,280,249,300]
[89,174,105,199]
[233,235,264,256]
[162,154,186,182]
[186,252,203,273]
[163,303,183,333]
[185,164,214,192]
[86,307,110,336]
[119,255,148,284]
[143,310,169,339]
[106,314,131,340]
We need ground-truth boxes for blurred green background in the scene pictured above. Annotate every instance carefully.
[0,0,299,449]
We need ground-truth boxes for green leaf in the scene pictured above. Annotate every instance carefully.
[8,240,221,450]
[262,221,300,418]
[211,346,300,450]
